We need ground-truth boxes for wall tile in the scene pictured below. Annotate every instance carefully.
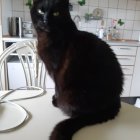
[12,0,24,11]
[3,0,12,12]
[117,9,126,20]
[118,29,124,39]
[96,20,106,28]
[12,11,24,19]
[79,27,87,32]
[133,21,140,30]
[24,12,31,21]
[79,19,87,27]
[88,6,98,13]
[127,0,136,10]
[135,11,140,21]
[24,0,30,12]
[108,8,117,18]
[70,11,79,18]
[88,0,99,6]
[117,22,125,30]
[101,8,108,18]
[132,31,140,40]
[108,0,118,8]
[106,19,112,27]
[86,27,97,34]
[124,20,134,30]
[123,30,132,39]
[72,4,79,12]
[99,0,109,8]
[87,20,98,28]
[118,0,127,9]
[126,10,135,20]
[70,0,78,4]
[136,1,140,10]
[78,5,88,16]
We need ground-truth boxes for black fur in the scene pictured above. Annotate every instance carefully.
[31,0,124,140]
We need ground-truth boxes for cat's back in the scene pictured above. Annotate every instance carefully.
[72,30,116,64]
[67,30,123,95]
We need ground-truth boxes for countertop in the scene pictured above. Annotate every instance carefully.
[2,36,140,46]
[106,40,140,47]
[2,36,36,42]
[0,89,140,140]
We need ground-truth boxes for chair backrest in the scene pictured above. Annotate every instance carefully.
[0,40,47,90]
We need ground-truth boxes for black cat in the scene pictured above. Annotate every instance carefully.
[31,0,124,140]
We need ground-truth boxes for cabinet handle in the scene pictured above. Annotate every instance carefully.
[118,58,131,60]
[122,68,130,71]
[119,48,131,50]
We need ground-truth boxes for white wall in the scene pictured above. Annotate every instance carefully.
[2,0,140,40]
[70,0,140,40]
[12,0,31,21]
[2,0,12,35]
[2,0,30,35]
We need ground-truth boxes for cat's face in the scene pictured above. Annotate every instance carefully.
[31,0,69,32]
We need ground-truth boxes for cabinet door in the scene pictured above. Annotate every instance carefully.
[122,76,132,97]
[7,62,55,89]
[111,46,137,56]
[0,0,2,52]
[46,75,55,89]
[131,47,140,96]
[7,62,26,89]
[110,45,137,97]
[0,0,1,25]
[116,56,135,65]
[121,66,134,75]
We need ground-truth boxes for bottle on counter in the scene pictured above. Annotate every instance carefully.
[98,20,105,39]
[106,28,112,41]
[99,28,104,39]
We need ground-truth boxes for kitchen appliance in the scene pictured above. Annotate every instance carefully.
[22,21,34,38]
[8,17,22,37]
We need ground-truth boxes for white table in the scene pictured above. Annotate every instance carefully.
[0,89,140,140]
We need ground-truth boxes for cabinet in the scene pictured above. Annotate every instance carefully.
[110,45,138,97]
[2,39,55,90]
[131,47,140,96]
[0,1,54,90]
[7,62,55,89]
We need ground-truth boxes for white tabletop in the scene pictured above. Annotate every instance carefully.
[0,89,140,140]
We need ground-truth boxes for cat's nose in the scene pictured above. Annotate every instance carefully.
[43,12,48,23]
[37,20,47,29]
[35,20,49,32]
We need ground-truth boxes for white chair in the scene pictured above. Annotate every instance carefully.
[0,40,47,90]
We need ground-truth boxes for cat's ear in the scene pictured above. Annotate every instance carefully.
[60,0,69,5]
[32,0,38,3]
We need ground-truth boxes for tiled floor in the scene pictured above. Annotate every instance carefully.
[134,98,140,108]
[121,97,137,105]
[121,97,140,108]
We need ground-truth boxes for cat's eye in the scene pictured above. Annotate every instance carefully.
[53,12,60,16]
[37,9,45,15]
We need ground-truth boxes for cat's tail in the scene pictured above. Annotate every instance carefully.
[50,109,120,140]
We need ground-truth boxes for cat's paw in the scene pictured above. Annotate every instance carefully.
[52,95,58,107]
[50,122,71,140]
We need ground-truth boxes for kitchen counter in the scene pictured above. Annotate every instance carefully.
[2,36,36,42]
[106,40,140,47]
[2,36,140,46]
[1,89,140,140]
